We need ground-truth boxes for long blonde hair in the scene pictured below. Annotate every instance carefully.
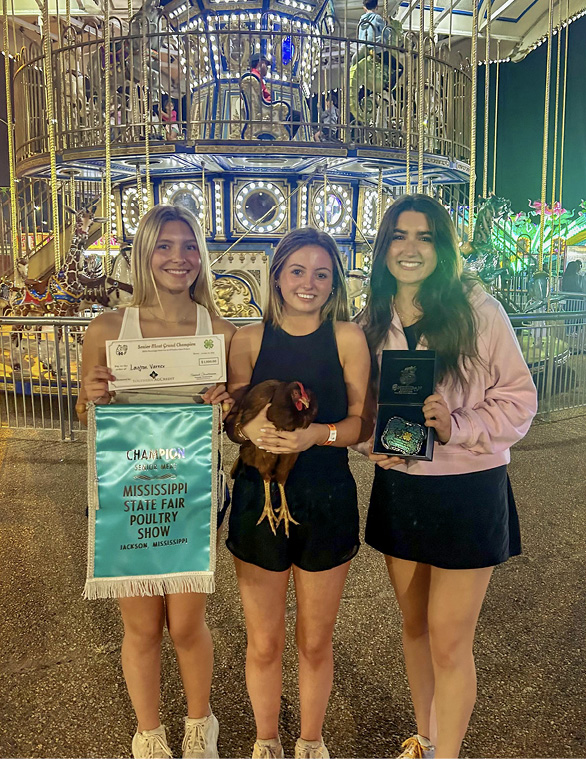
[129,204,218,314]
[265,227,350,325]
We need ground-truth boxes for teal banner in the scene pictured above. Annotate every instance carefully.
[85,403,220,599]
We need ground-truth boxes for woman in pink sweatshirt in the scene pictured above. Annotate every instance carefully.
[359,194,537,759]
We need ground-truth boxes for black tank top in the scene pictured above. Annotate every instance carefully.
[250,319,349,466]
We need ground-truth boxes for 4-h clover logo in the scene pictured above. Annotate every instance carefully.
[204,339,214,349]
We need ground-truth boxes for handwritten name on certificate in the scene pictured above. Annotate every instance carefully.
[106,335,226,390]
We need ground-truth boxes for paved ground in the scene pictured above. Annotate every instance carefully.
[0,414,585,759]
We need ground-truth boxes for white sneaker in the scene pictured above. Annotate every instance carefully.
[397,735,435,759]
[182,713,220,759]
[294,738,330,759]
[252,737,285,759]
[132,725,173,759]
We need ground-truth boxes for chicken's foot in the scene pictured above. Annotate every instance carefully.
[256,479,278,535]
[275,483,299,538]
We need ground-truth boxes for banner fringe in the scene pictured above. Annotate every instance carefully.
[83,572,215,599]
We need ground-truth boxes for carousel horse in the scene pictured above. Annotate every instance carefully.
[9,203,132,323]
[346,268,369,315]
[7,202,107,363]
[0,277,13,314]
[77,245,133,310]
[7,211,132,372]
[10,202,108,320]
[460,194,512,283]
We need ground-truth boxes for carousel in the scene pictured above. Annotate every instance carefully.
[0,0,585,396]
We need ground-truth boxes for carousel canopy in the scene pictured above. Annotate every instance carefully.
[5,0,586,62]
[337,0,586,61]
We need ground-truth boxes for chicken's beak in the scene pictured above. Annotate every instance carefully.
[299,395,310,409]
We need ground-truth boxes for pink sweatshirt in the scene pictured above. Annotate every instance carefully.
[357,287,538,476]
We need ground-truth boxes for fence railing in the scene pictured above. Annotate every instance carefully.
[13,24,472,165]
[2,311,585,440]
[509,309,586,416]
[0,317,87,440]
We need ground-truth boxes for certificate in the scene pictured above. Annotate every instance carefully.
[106,334,226,391]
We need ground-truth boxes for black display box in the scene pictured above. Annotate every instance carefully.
[373,350,438,460]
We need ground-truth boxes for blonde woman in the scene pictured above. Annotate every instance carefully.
[77,205,235,759]
[226,228,372,759]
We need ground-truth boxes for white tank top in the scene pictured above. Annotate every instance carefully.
[113,304,216,405]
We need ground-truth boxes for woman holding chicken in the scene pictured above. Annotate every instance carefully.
[359,194,537,759]
[226,227,372,759]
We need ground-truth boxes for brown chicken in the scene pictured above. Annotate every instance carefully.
[232,380,318,536]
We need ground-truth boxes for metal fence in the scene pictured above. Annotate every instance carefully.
[1,311,585,440]
[0,317,87,440]
[13,22,471,165]
[509,309,586,416]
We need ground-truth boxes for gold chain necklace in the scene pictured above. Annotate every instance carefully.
[393,300,420,326]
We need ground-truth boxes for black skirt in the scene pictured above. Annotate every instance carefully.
[227,448,360,573]
[365,464,521,570]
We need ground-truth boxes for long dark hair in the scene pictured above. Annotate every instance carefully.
[265,227,350,325]
[361,194,479,387]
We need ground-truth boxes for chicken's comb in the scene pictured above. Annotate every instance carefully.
[294,381,308,411]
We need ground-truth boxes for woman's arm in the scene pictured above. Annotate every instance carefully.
[202,316,238,415]
[224,323,273,443]
[332,321,374,445]
[257,322,373,453]
[446,302,538,454]
[76,312,121,426]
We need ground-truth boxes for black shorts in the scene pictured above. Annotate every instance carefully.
[226,449,360,572]
[366,464,521,570]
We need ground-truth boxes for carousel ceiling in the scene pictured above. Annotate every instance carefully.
[335,0,586,61]
[6,0,586,62]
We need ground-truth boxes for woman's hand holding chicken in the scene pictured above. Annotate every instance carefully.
[258,422,326,453]
[240,403,276,443]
